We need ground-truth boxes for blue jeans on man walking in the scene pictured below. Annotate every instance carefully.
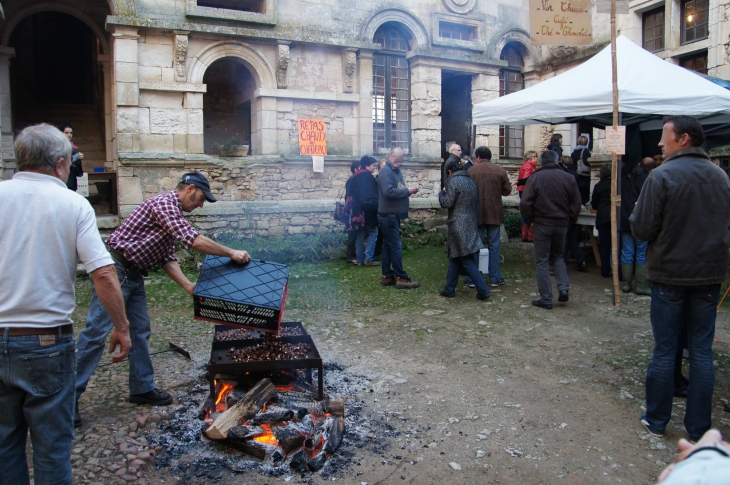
[644,282,719,440]
[378,214,408,279]
[467,224,501,286]
[0,331,75,485]
[76,259,156,402]
[356,226,378,264]
[443,253,490,298]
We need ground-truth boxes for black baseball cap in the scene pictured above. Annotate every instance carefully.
[180,172,217,202]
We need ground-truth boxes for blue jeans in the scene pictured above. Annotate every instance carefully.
[356,226,378,264]
[645,283,719,440]
[443,253,489,298]
[0,330,75,485]
[378,214,408,279]
[563,223,585,265]
[365,226,378,261]
[76,259,155,401]
[621,232,648,265]
[467,224,501,285]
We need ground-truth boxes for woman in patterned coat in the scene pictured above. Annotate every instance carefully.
[438,159,490,300]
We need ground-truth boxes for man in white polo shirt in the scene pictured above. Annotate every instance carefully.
[0,124,131,485]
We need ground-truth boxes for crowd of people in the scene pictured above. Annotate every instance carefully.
[1,115,729,484]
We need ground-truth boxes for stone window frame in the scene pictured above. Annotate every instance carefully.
[642,6,665,53]
[185,0,276,25]
[431,12,485,52]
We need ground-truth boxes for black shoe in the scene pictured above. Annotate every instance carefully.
[74,403,82,428]
[725,402,730,413]
[439,290,455,298]
[532,299,553,310]
[558,290,569,303]
[576,262,587,272]
[129,388,173,406]
[476,293,490,300]
[674,385,688,398]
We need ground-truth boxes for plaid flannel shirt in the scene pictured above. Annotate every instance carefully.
[107,191,199,270]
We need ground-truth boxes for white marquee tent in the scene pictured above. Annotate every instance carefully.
[472,35,730,128]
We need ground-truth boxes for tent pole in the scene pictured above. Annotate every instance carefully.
[610,0,621,306]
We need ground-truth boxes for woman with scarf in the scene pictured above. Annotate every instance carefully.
[349,156,380,266]
[60,123,84,191]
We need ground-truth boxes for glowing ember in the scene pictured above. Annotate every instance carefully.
[252,424,280,446]
[275,383,297,392]
[214,382,234,412]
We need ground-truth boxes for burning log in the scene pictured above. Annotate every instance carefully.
[325,416,345,454]
[284,397,345,417]
[205,378,278,440]
[273,426,306,454]
[308,451,327,471]
[227,425,262,441]
[289,449,308,473]
[323,398,345,417]
[224,438,277,460]
[248,407,294,426]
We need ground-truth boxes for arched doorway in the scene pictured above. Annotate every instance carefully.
[202,57,255,155]
[8,10,111,209]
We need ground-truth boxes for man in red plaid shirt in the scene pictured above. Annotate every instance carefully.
[74,172,250,426]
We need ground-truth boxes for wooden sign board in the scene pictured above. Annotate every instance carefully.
[298,119,327,156]
[605,126,626,155]
[529,0,593,45]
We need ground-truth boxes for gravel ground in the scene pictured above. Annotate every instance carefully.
[28,242,729,485]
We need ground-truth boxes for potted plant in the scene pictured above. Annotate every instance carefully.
[218,135,249,157]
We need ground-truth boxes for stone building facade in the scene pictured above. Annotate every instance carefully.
[0,0,727,236]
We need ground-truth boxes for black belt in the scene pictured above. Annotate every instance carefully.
[1,324,73,336]
[108,247,147,276]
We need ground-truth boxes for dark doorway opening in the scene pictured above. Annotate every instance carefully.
[203,58,255,155]
[441,73,472,159]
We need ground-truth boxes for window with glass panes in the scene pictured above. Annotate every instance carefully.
[499,44,525,158]
[682,0,709,44]
[373,25,410,154]
[439,22,477,41]
[680,51,708,74]
[643,7,665,52]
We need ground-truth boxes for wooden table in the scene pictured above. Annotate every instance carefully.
[575,212,601,267]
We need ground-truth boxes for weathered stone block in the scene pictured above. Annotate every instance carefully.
[138,108,150,134]
[140,134,174,152]
[117,177,144,205]
[184,92,203,109]
[173,134,187,153]
[188,134,204,153]
[343,117,358,136]
[114,38,139,64]
[149,109,187,134]
[139,43,173,67]
[472,74,499,92]
[116,62,139,83]
[277,99,293,112]
[117,133,135,152]
[116,82,139,106]
[116,108,138,133]
[411,115,441,130]
[140,92,184,108]
[423,216,447,231]
[138,66,162,82]
[410,67,441,84]
[188,109,203,135]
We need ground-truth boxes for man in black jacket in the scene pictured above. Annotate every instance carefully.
[632,116,730,442]
[441,143,462,191]
[520,150,581,309]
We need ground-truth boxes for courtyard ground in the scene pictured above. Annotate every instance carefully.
[63,242,730,485]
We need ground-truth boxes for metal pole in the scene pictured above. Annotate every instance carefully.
[610,0,621,306]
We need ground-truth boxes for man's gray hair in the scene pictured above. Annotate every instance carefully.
[540,150,559,165]
[15,123,72,173]
[390,146,405,162]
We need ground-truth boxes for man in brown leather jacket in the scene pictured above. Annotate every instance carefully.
[519,150,581,309]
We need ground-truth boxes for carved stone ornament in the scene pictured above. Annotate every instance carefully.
[442,0,477,14]
[277,42,290,89]
[174,32,189,83]
[342,49,357,94]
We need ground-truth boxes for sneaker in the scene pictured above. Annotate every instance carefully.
[531,299,552,310]
[129,388,173,406]
[439,290,455,298]
[74,403,82,428]
[380,275,395,286]
[395,277,420,289]
[465,281,476,289]
[490,278,505,288]
[364,260,379,266]
[558,290,569,302]
[640,415,664,438]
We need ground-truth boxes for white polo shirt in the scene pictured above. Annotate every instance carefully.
[0,172,113,328]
